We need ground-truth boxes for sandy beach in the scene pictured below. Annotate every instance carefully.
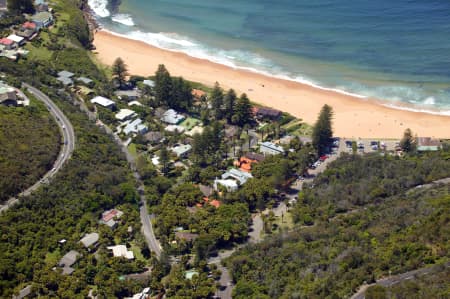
[93,30,450,139]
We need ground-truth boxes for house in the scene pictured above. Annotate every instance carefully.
[125,288,151,299]
[203,197,221,208]
[90,96,116,110]
[100,209,124,228]
[165,124,185,133]
[115,89,141,101]
[214,179,238,192]
[260,141,285,155]
[31,11,53,29]
[0,38,16,50]
[123,118,148,135]
[235,153,264,172]
[199,184,214,197]
[142,79,155,87]
[35,0,49,12]
[144,131,163,144]
[161,109,185,124]
[171,144,192,158]
[7,34,25,46]
[0,91,18,106]
[58,250,80,275]
[417,137,441,151]
[222,168,253,185]
[80,233,99,249]
[22,21,37,31]
[115,108,136,121]
[76,77,93,86]
[175,231,199,242]
[107,245,134,259]
[192,88,206,99]
[57,70,75,86]
[254,107,282,120]
[16,28,36,40]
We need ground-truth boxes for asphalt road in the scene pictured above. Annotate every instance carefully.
[94,118,162,259]
[351,262,450,299]
[0,84,75,213]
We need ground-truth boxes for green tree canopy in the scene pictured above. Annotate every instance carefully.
[400,128,416,153]
[7,0,35,13]
[111,57,128,89]
[312,104,333,156]
[233,93,253,127]
[154,64,172,107]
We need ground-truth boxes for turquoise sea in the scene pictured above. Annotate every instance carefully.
[88,0,450,114]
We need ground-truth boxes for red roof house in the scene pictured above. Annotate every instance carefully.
[22,21,37,30]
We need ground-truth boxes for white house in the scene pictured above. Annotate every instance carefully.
[32,11,53,29]
[7,34,25,46]
[161,109,185,124]
[171,144,192,158]
[214,179,238,192]
[259,141,285,155]
[115,109,136,121]
[165,125,185,133]
[123,118,148,135]
[90,96,116,110]
[221,168,253,185]
[107,245,134,259]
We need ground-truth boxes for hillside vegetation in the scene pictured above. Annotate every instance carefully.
[226,151,450,299]
[0,99,60,202]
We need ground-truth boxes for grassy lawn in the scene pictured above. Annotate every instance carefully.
[128,143,138,159]
[130,242,148,264]
[179,117,201,130]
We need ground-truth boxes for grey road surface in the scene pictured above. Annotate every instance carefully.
[0,84,75,213]
[351,262,450,299]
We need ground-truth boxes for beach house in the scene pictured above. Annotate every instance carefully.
[32,11,53,29]
[0,38,16,50]
[417,137,441,152]
[57,250,80,275]
[161,109,185,124]
[260,141,285,155]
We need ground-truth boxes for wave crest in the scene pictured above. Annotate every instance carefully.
[88,0,110,18]
[112,14,135,26]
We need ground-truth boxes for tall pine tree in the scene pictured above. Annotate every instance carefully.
[112,57,128,89]
[224,89,237,123]
[154,64,172,107]
[233,93,253,127]
[312,104,333,156]
[210,82,224,119]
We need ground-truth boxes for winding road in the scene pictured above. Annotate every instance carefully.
[351,261,450,299]
[0,84,75,213]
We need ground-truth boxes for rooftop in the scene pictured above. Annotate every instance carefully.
[7,34,24,43]
[171,144,192,157]
[175,232,199,242]
[0,38,14,46]
[115,108,136,121]
[77,77,93,84]
[32,11,52,22]
[58,250,80,267]
[80,232,99,248]
[128,100,143,107]
[260,141,285,153]
[161,109,185,124]
[165,124,185,133]
[90,96,115,107]
[102,209,123,223]
[144,131,163,143]
[142,79,155,87]
[107,245,134,259]
[57,70,74,78]
[115,89,141,98]
[222,168,253,185]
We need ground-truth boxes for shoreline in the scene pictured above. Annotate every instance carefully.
[92,29,450,138]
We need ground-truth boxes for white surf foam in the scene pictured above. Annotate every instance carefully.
[423,96,436,105]
[88,0,110,18]
[111,14,135,26]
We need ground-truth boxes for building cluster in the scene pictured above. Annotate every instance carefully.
[55,207,134,276]
[0,0,53,60]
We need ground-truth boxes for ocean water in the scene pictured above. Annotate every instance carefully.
[88,0,450,114]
